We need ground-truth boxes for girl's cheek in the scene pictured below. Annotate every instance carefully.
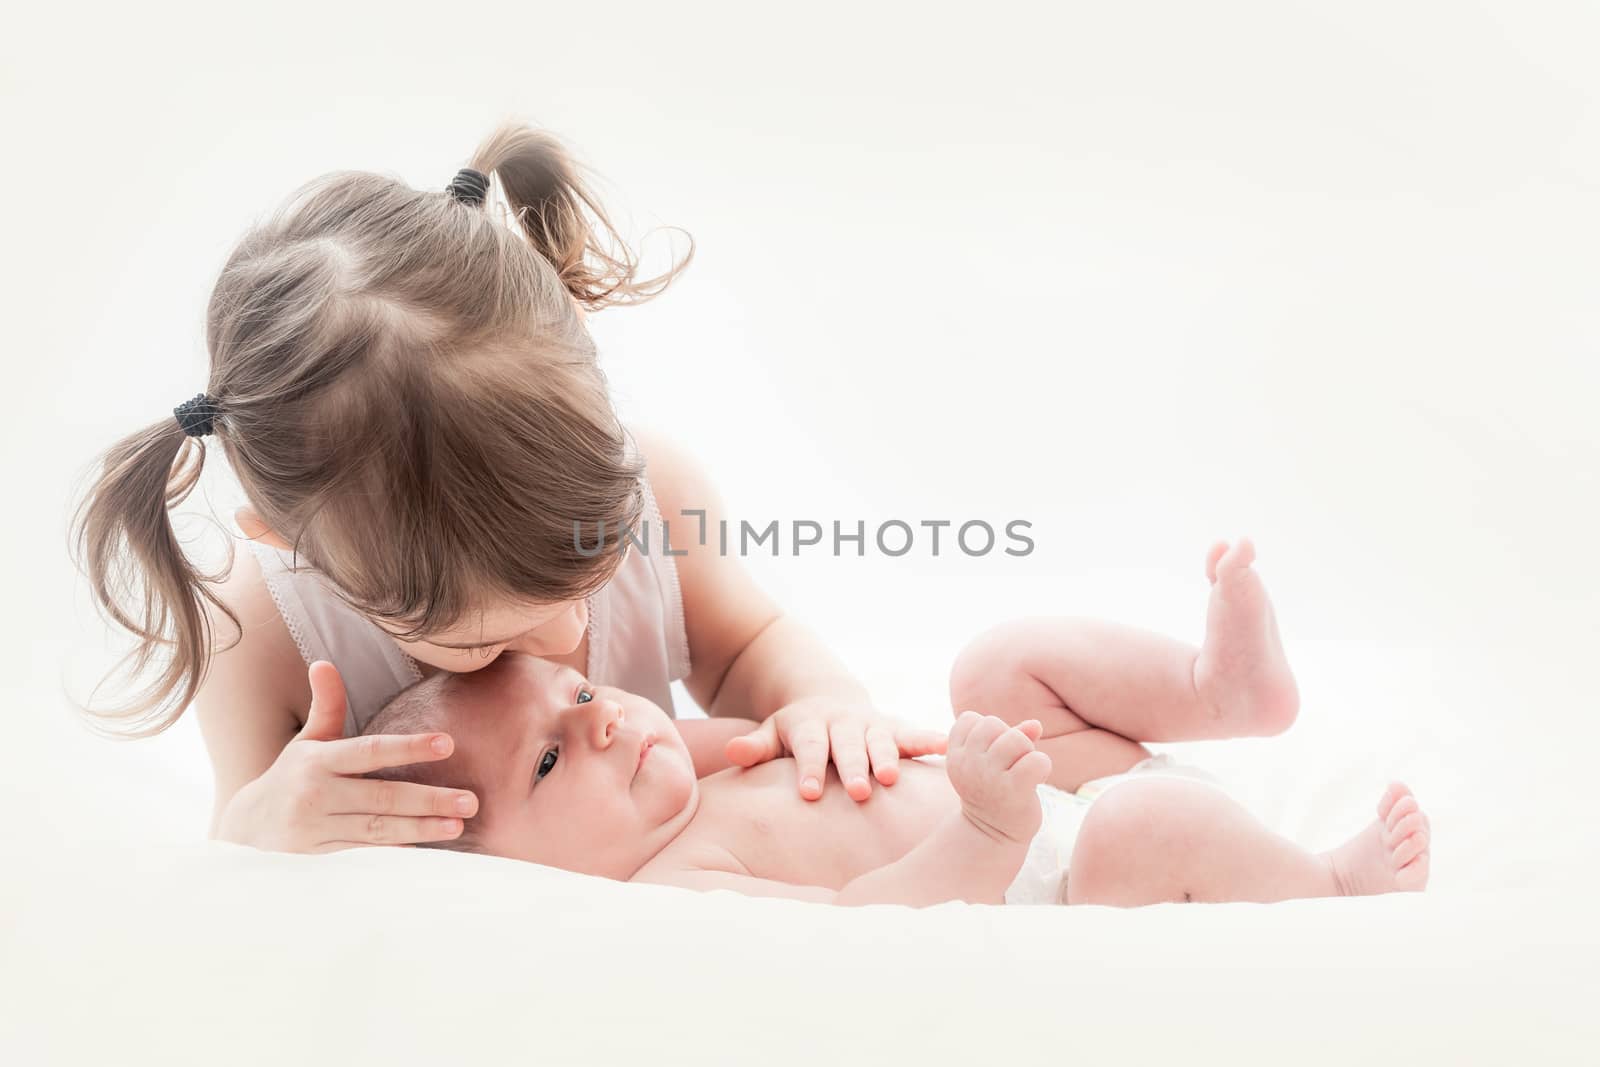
[510,610,586,657]
[403,644,505,673]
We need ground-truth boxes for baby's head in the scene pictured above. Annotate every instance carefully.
[365,653,698,879]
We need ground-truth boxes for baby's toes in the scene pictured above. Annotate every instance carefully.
[1392,827,1429,869]
[1205,541,1229,583]
[1377,781,1410,820]
[1385,811,1426,852]
[1216,538,1256,578]
[1396,847,1431,892]
[1385,792,1419,833]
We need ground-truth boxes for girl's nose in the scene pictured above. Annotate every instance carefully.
[511,600,588,657]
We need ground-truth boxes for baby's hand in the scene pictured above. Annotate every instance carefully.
[946,711,1053,846]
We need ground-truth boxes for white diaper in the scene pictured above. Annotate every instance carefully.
[1003,754,1224,906]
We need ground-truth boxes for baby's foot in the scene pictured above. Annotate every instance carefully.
[1193,539,1300,736]
[1323,783,1432,896]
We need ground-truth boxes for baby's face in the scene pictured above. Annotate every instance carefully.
[443,653,698,879]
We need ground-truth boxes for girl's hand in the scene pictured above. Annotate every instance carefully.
[214,661,479,853]
[724,697,948,802]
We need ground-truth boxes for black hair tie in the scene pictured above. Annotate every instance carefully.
[446,167,490,207]
[173,393,221,438]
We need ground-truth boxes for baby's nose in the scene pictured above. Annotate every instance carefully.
[584,697,624,749]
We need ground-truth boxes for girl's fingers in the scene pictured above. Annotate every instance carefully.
[724,717,782,767]
[319,732,454,775]
[829,722,873,801]
[319,814,465,848]
[865,726,900,786]
[785,719,831,800]
[329,777,477,819]
[896,728,948,757]
[299,661,350,742]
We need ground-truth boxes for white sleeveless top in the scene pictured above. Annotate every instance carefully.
[247,478,692,737]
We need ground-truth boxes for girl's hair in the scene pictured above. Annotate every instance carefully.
[71,121,691,737]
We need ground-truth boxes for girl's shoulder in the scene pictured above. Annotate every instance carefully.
[630,425,719,521]
[195,540,314,725]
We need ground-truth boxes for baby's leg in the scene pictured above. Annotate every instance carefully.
[948,539,1299,790]
[1065,778,1431,906]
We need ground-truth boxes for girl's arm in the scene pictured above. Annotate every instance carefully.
[633,429,946,801]
[193,549,474,852]
[191,547,313,833]
[674,717,759,778]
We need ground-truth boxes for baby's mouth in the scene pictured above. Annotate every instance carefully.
[634,733,656,779]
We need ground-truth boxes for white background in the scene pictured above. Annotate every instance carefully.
[4,1,1597,890]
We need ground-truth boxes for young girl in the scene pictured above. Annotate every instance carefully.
[73,122,944,853]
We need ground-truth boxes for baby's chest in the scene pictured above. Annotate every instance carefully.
[680,764,959,889]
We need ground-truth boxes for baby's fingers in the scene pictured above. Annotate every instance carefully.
[317,814,464,849]
[985,724,1039,770]
[967,714,1008,751]
[320,732,454,775]
[949,710,982,750]
[1010,749,1053,788]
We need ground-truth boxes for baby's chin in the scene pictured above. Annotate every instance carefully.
[531,780,699,881]
[641,743,699,822]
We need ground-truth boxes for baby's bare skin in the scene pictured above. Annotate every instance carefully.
[638,758,961,892]
[365,541,1432,906]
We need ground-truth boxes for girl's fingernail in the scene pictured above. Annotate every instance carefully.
[431,736,450,754]
[802,777,820,794]
[849,777,868,793]
[442,819,462,835]
[456,795,475,815]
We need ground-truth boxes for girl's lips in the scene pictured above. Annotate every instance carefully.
[635,733,656,775]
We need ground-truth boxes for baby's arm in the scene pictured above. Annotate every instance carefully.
[650,812,1029,906]
[641,715,1052,907]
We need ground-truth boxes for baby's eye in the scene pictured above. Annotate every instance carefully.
[575,687,594,704]
[536,747,559,780]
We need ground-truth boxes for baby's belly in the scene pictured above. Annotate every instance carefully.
[689,758,960,889]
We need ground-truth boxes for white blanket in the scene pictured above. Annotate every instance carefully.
[3,842,1592,1065]
[7,640,1596,1064]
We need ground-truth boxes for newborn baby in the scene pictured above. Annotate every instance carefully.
[364,541,1431,906]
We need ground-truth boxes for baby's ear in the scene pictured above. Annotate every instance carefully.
[235,506,292,551]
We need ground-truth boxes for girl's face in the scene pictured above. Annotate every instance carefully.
[379,596,591,674]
